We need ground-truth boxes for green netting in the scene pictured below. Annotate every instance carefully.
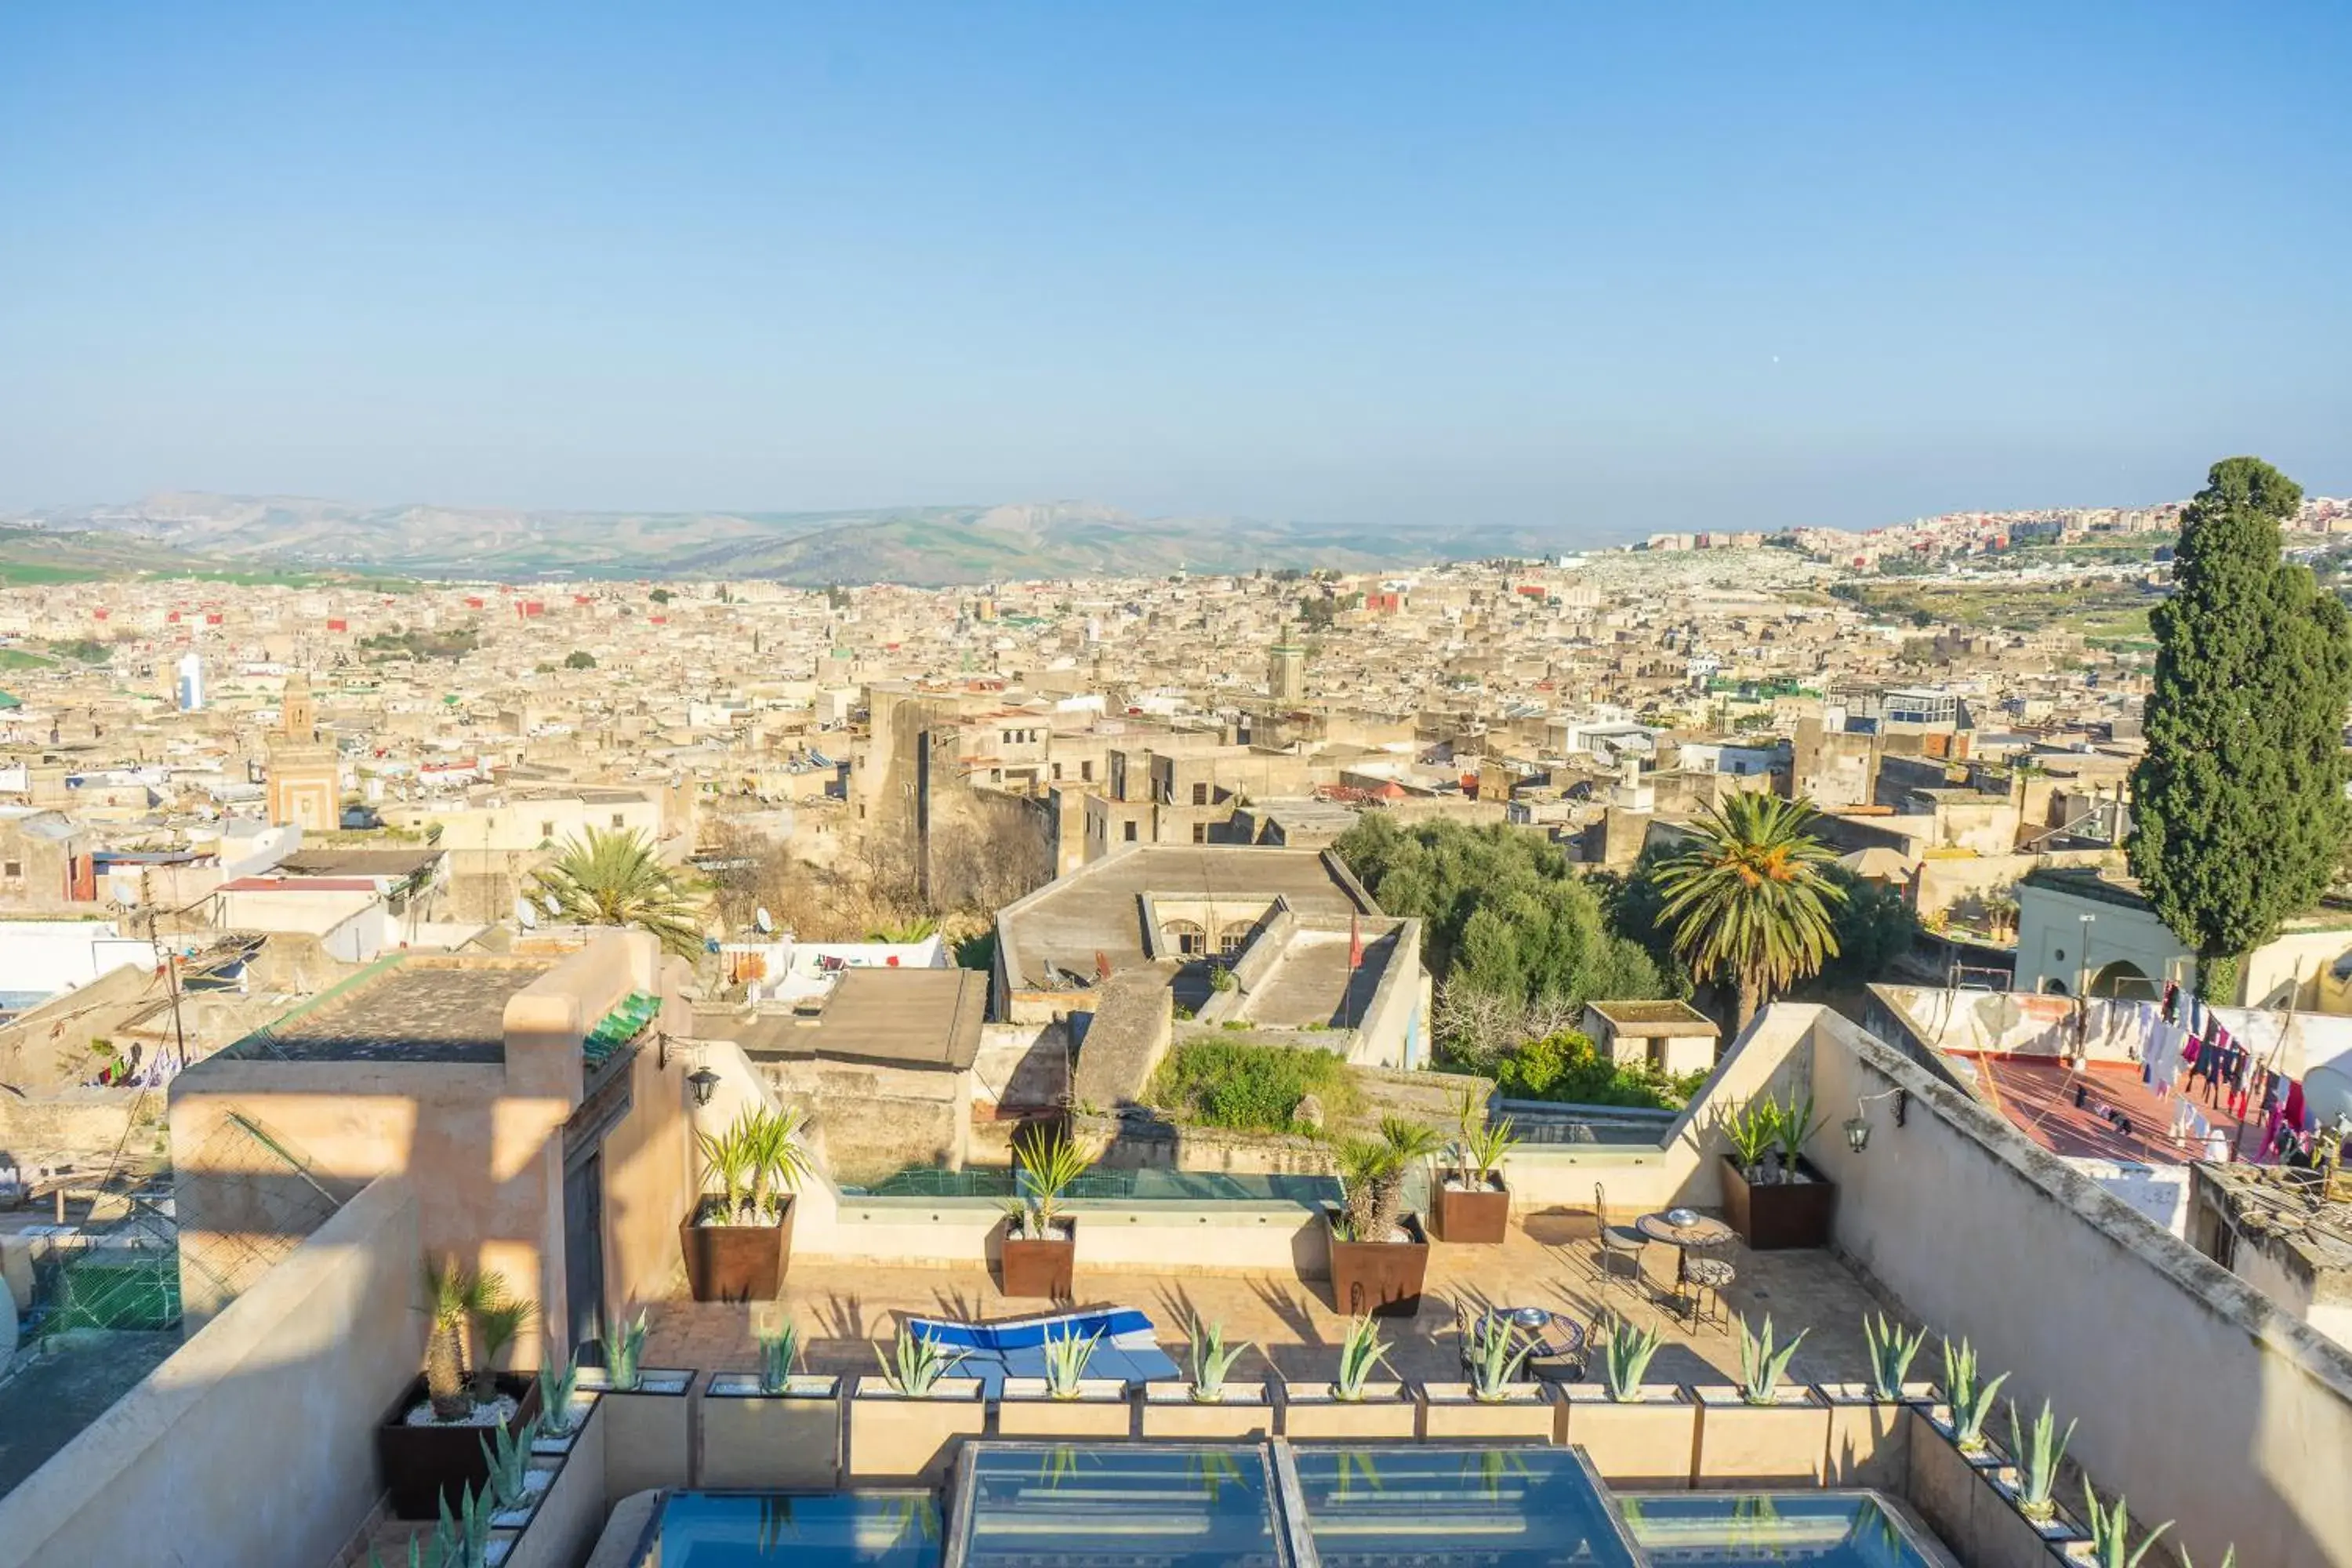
[46,1254,182,1334]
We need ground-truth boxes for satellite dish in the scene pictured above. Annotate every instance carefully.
[544,894,563,917]
[514,898,539,930]
[755,907,774,935]
[2304,1065,2352,1132]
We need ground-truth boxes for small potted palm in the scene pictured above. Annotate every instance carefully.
[1560,1316,1697,1486]
[1693,1315,1829,1483]
[1437,1087,1516,1245]
[1820,1311,1929,1486]
[1281,1313,1417,1439]
[1325,1116,1439,1317]
[1000,1324,1132,1437]
[1001,1126,1091,1298]
[376,1261,545,1519]
[1421,1313,1552,1439]
[851,1323,985,1484]
[681,1106,813,1301]
[1142,1317,1269,1439]
[702,1317,844,1490]
[1718,1090,1836,1250]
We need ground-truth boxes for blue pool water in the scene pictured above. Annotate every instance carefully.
[1292,1445,1639,1568]
[654,1491,942,1567]
[1618,1491,1937,1568]
[956,1443,1285,1568]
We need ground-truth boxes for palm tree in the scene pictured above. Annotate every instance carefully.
[531,826,705,957]
[1654,792,1846,1033]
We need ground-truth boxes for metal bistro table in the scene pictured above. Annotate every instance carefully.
[1483,1305,1589,1384]
[1636,1210,1736,1328]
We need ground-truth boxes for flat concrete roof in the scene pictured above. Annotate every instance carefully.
[230,958,551,1063]
[999,846,1372,989]
[713,967,985,1072]
[1590,998,1720,1036]
[278,848,443,879]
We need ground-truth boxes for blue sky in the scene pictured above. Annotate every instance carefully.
[2,2,2347,539]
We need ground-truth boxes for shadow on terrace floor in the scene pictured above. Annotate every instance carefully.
[643,1215,1904,1389]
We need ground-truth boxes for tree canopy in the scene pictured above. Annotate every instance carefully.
[1652,792,1844,1030]
[531,826,706,958]
[2129,457,2352,988]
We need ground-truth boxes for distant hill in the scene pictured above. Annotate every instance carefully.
[9,494,1558,586]
[0,518,347,587]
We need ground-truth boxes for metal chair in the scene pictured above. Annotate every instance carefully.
[1678,1249,1737,1333]
[1593,1182,1650,1306]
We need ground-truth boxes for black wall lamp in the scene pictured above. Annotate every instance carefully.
[1843,1087,1909,1153]
[688,1065,721,1107]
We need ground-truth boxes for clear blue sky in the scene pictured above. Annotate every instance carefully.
[3,2,2347,539]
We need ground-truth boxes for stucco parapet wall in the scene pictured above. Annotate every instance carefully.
[1813,1006,2352,1406]
[2197,1161,2352,1305]
[1069,969,1174,1112]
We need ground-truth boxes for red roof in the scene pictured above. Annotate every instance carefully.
[1968,1057,2249,1166]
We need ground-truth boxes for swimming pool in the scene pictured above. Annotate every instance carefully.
[1617,1490,1946,1568]
[650,1491,942,1567]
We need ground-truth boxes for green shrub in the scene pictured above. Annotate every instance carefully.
[1493,1030,1708,1110]
[1149,1040,1359,1135]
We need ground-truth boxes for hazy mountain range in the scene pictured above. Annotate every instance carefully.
[4,494,1559,586]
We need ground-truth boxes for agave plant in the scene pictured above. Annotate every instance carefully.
[608,1308,651,1392]
[2080,1486,2169,1568]
[1187,1317,1252,1404]
[1040,1325,1104,1399]
[876,1324,967,1396]
[757,1319,800,1395]
[1736,1314,1807,1405]
[432,1482,496,1568]
[538,1348,583,1435]
[1940,1336,2008,1454]
[1008,1127,1094,1240]
[480,1413,543,1514]
[1332,1312,1390,1402]
[1462,1315,1534,1403]
[2006,1399,2075,1523]
[1600,1314,1664,1402]
[470,1289,535,1405]
[1863,1311,1926,1402]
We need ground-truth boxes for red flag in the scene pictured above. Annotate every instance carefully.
[1348,913,1364,971]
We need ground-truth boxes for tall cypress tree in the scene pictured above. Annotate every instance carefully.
[2129,456,2352,997]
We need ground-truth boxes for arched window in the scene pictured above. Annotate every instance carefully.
[2089,960,2153,1000]
[1163,919,1207,957]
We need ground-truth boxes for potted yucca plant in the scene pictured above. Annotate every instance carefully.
[376,1261,545,1519]
[1000,1126,1091,1298]
[1820,1311,1929,1487]
[850,1323,985,1484]
[681,1105,812,1301]
[1000,1325,1132,1437]
[1324,1116,1439,1317]
[1281,1312,1417,1439]
[1142,1317,1270,1439]
[702,1318,844,1490]
[1719,1090,1836,1249]
[1693,1315,1829,1483]
[1437,1087,1516,1244]
[1421,1313,1552,1439]
[1559,1316,1698,1486]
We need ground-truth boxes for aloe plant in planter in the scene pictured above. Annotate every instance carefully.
[1463,1316,1535,1403]
[1188,1317,1252,1403]
[1002,1127,1092,1298]
[2005,1398,2074,1523]
[1736,1314,1806,1405]
[1601,1315,1665,1401]
[1332,1312,1392,1402]
[876,1324,967,1396]
[536,1349,583,1440]
[683,1106,813,1301]
[1040,1326,1105,1399]
[1439,1087,1517,1243]
[1863,1311,1925,1401]
[2079,1487,2169,1568]
[757,1319,800,1395]
[482,1414,546,1526]
[1940,1336,2007,1457]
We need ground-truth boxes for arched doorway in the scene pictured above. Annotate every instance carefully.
[2088,960,2152,1000]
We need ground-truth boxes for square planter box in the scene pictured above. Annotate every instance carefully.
[1279,1380,1419,1441]
[1420,1382,1555,1441]
[699,1372,841,1490]
[1984,1465,2091,1562]
[1558,1385,1698,1488]
[996,1377,1134,1438]
[1905,1406,2005,1561]
[1324,1210,1431,1319]
[578,1368,694,1497]
[1692,1385,1831,1486]
[377,1372,545,1520]
[1720,1155,1836,1250]
[1000,1219,1076,1299]
[849,1377,986,1485]
[530,1391,602,1459]
[1818,1381,1929,1490]
[1140,1381,1274,1440]
[1436,1176,1511,1244]
[680,1200,793,1302]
